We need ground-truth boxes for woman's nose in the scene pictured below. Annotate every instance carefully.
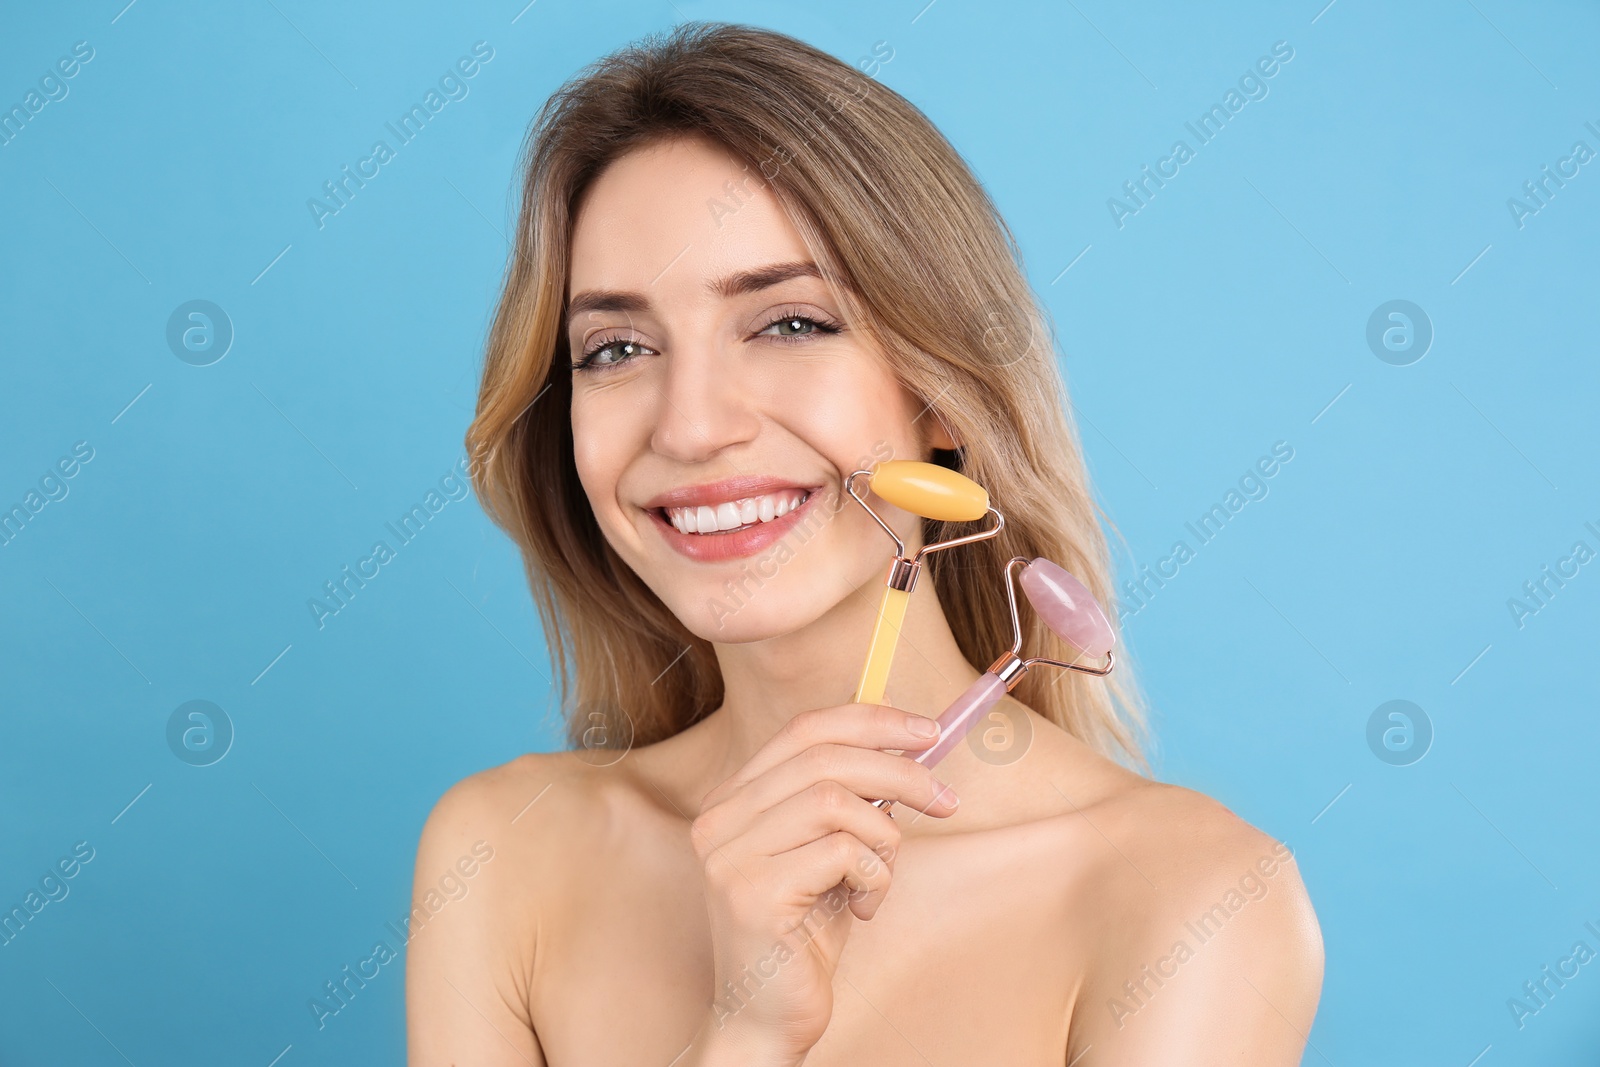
[648,344,762,464]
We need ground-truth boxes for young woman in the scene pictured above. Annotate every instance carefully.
[407,21,1323,1066]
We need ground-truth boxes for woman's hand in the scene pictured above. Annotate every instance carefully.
[682,703,960,1065]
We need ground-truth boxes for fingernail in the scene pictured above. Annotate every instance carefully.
[938,781,960,806]
[907,715,940,738]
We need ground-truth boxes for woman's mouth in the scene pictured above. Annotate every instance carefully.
[662,489,810,535]
[647,487,823,563]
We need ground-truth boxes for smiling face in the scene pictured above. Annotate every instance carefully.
[565,134,954,643]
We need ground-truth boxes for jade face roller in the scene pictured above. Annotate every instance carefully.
[845,460,1005,706]
[871,555,1115,809]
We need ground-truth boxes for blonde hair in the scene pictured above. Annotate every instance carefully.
[466,21,1149,768]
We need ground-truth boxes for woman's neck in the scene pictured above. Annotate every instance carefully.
[703,579,984,782]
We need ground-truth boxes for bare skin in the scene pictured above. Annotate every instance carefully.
[407,135,1324,1065]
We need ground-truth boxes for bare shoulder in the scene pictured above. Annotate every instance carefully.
[414,747,624,887]
[1095,774,1311,892]
[408,750,587,972]
[406,749,629,1067]
[1063,769,1325,1063]
[413,739,692,910]
[420,748,585,823]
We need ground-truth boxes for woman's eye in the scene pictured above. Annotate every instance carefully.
[757,314,840,342]
[577,339,647,370]
[765,317,815,338]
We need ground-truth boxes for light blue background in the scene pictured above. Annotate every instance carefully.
[2,0,1596,1063]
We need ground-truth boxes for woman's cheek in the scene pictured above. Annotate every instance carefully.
[570,394,633,523]
[749,353,892,456]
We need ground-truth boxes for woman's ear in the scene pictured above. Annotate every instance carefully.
[924,410,961,453]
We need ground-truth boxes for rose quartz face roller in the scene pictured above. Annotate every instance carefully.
[871,556,1115,810]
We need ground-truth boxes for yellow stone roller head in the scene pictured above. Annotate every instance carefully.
[869,460,989,523]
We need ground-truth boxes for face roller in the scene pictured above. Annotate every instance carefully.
[870,556,1116,811]
[845,460,1005,706]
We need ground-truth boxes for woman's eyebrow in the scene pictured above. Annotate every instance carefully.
[565,260,824,329]
[710,260,822,298]
[565,289,649,327]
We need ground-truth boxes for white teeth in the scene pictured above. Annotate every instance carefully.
[665,490,810,534]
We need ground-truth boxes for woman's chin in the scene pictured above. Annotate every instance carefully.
[686,600,819,644]
[657,579,838,645]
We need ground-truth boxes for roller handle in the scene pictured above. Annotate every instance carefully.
[852,585,910,707]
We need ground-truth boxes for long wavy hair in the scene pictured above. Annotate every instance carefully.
[466,21,1150,769]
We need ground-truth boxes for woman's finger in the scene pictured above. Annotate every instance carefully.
[705,703,942,803]
[776,830,897,923]
[696,743,957,849]
[741,778,903,861]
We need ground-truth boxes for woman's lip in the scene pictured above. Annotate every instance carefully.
[643,475,815,511]
[648,489,824,563]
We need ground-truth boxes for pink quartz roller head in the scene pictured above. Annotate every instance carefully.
[871,557,1116,803]
[1018,557,1115,661]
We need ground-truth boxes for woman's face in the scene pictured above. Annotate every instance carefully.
[565,134,952,643]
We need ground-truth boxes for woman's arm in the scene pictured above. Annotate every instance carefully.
[406,772,544,1067]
